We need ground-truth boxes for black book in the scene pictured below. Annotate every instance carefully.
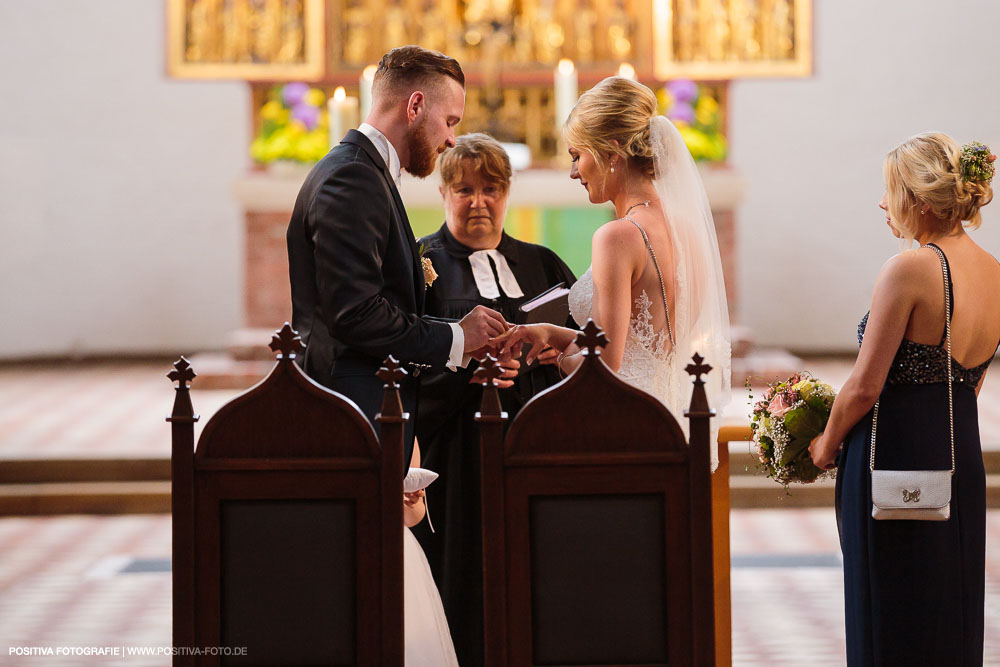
[517,282,570,325]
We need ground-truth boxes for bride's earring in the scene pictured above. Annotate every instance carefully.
[610,162,616,174]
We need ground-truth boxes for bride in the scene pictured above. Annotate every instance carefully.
[498,76,731,467]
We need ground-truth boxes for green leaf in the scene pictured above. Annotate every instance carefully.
[783,405,823,439]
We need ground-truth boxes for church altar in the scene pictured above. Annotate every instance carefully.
[231,165,746,333]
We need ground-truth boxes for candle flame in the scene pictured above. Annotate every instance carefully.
[557,59,575,75]
[333,86,347,102]
[618,63,636,80]
[362,65,377,82]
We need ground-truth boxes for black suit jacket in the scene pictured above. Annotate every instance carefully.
[287,130,453,454]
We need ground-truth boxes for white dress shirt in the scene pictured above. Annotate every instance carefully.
[356,123,466,368]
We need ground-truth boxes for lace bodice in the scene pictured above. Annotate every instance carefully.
[568,267,674,403]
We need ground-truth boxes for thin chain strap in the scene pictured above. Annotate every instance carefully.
[869,244,955,474]
[623,216,675,347]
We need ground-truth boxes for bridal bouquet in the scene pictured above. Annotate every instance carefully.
[748,373,837,487]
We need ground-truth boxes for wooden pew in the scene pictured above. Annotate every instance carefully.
[169,324,405,666]
[476,321,718,666]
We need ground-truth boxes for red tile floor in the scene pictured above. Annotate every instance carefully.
[0,357,998,665]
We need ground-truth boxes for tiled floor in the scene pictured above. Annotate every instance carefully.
[1,357,999,665]
[2,510,1000,665]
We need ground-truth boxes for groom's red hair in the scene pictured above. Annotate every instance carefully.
[372,46,465,110]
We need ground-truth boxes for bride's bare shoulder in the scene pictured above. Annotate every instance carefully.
[593,217,649,249]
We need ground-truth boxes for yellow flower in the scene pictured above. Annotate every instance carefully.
[677,125,711,160]
[695,96,719,126]
[422,257,438,287]
[304,88,326,107]
[657,89,674,115]
[260,100,284,121]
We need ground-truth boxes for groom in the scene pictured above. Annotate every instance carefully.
[286,45,508,464]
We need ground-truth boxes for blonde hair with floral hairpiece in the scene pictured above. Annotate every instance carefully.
[564,76,658,177]
[883,132,994,238]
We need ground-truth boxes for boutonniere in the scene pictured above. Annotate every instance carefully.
[418,243,438,288]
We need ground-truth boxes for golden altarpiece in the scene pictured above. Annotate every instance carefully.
[168,0,810,162]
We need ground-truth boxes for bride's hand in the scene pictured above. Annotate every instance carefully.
[494,324,554,365]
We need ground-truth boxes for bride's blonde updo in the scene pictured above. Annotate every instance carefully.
[884,132,994,237]
[564,76,659,177]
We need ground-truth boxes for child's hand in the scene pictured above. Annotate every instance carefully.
[404,490,425,507]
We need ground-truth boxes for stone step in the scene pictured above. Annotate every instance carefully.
[729,446,1000,476]
[184,351,273,390]
[729,474,1000,509]
[0,458,170,484]
[0,481,171,515]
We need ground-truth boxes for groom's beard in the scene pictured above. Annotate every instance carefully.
[404,119,437,178]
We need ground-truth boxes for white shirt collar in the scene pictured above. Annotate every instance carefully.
[357,122,402,188]
[467,249,524,299]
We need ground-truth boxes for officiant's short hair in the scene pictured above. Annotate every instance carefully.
[439,133,512,194]
[372,46,465,107]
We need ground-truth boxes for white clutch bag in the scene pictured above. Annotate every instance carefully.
[871,469,951,521]
[403,467,439,494]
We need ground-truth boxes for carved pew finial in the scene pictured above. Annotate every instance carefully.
[376,355,408,421]
[269,323,305,360]
[684,352,714,417]
[167,357,199,423]
[474,355,505,422]
[168,356,197,389]
[576,319,608,357]
[685,353,712,385]
[376,355,408,387]
[473,354,504,387]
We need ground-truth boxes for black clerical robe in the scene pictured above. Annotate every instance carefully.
[412,223,575,667]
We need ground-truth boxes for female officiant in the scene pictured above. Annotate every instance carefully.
[412,133,575,667]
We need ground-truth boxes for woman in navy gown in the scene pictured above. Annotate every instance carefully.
[810,133,999,665]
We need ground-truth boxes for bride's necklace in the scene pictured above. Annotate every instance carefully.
[623,200,650,217]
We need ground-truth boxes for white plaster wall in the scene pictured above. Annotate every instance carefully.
[729,0,1000,352]
[0,1,247,357]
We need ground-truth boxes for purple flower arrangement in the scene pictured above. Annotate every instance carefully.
[250,82,330,164]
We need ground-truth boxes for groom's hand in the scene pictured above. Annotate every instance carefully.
[459,306,509,353]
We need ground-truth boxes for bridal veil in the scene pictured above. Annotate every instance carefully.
[650,116,732,469]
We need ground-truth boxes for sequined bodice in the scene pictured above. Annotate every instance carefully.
[858,311,993,387]
[568,267,672,400]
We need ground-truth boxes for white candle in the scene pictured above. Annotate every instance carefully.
[328,86,359,149]
[359,64,377,122]
[554,59,578,130]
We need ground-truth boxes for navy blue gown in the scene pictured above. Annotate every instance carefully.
[836,247,994,666]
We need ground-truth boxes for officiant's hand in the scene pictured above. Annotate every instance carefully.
[535,346,560,366]
[460,306,510,353]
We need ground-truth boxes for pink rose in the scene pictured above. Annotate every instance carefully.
[767,393,794,418]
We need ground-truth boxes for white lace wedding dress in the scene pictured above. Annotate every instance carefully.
[568,215,723,469]
[568,265,674,409]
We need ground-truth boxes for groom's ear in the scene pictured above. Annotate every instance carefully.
[406,91,426,123]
